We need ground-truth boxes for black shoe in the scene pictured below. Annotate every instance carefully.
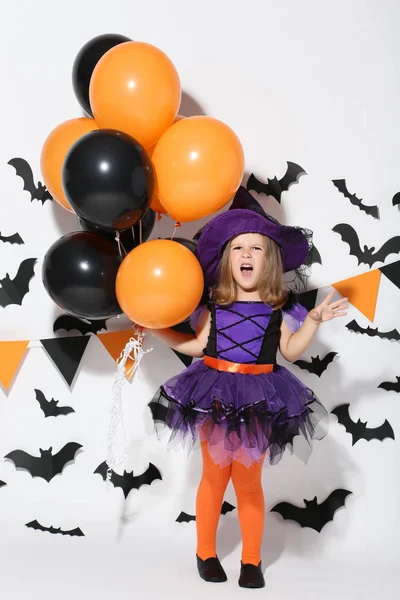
[196,555,227,583]
[238,561,265,588]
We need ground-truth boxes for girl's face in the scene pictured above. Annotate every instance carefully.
[229,233,266,292]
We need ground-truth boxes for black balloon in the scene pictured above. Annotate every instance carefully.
[79,208,156,253]
[169,237,198,254]
[42,232,122,319]
[72,34,131,116]
[63,129,153,232]
[193,225,205,241]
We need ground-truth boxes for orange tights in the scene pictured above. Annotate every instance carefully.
[196,442,265,566]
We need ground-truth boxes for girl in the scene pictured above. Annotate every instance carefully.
[147,186,348,589]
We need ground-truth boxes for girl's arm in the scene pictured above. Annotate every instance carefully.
[144,307,211,358]
[279,314,321,362]
[279,291,348,362]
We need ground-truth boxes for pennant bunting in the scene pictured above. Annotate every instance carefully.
[379,260,400,291]
[97,330,138,376]
[173,349,194,368]
[40,336,90,387]
[332,269,381,322]
[297,289,319,312]
[171,320,195,367]
[0,340,29,390]
[0,261,398,390]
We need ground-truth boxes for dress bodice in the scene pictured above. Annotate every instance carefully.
[204,301,282,364]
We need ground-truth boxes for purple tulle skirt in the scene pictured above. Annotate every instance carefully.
[150,360,328,468]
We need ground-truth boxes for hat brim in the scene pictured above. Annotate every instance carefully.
[196,209,309,286]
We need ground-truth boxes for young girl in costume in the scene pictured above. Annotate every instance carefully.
[148,186,348,589]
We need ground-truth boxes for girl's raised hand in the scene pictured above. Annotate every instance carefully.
[309,290,349,323]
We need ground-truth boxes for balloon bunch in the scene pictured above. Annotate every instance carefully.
[41,34,245,327]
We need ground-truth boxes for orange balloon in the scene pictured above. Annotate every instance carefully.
[116,239,204,328]
[152,116,245,222]
[146,144,156,158]
[140,147,167,215]
[149,191,167,215]
[146,115,184,157]
[146,114,185,215]
[40,118,98,211]
[89,41,181,149]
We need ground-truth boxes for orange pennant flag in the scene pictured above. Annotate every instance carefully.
[0,340,29,391]
[97,330,138,377]
[332,269,381,322]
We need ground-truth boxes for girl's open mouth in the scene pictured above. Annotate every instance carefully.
[240,264,253,278]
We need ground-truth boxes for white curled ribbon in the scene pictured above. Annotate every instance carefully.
[106,324,153,485]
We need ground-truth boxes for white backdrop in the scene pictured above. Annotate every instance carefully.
[0,1,399,598]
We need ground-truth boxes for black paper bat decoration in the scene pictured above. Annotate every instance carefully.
[246,162,306,203]
[220,500,235,515]
[331,403,395,445]
[392,192,400,207]
[332,179,380,219]
[332,223,400,267]
[8,158,53,204]
[378,376,400,393]
[346,319,400,341]
[0,480,6,488]
[304,244,322,266]
[53,315,108,336]
[271,489,352,532]
[25,520,84,537]
[0,257,37,307]
[4,443,82,482]
[34,389,75,418]
[176,501,235,523]
[0,231,24,245]
[176,511,196,523]
[94,461,162,499]
[293,352,337,377]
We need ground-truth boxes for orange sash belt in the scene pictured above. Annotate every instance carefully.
[203,355,274,374]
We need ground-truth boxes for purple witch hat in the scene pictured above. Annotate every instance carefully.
[196,186,310,287]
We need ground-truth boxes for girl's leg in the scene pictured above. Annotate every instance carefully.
[231,457,265,566]
[196,441,232,560]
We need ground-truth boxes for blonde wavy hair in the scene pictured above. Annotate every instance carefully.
[211,234,288,309]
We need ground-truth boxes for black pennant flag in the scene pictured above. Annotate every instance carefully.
[297,289,319,312]
[40,337,91,386]
[173,350,194,368]
[380,260,400,291]
[170,320,194,367]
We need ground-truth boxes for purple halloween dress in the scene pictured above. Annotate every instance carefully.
[151,298,328,468]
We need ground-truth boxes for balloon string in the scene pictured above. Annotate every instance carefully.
[106,325,153,485]
[139,219,143,245]
[132,225,136,247]
[115,232,123,258]
[120,239,128,255]
[171,221,181,240]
